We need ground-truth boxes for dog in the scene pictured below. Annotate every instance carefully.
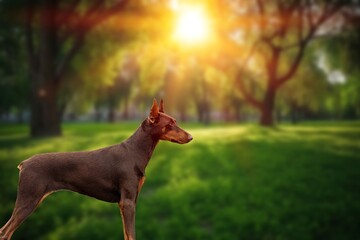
[0,99,192,240]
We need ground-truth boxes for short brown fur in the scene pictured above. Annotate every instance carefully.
[0,99,192,240]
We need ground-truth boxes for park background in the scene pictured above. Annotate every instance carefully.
[0,0,359,239]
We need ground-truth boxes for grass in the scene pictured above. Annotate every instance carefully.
[0,121,359,240]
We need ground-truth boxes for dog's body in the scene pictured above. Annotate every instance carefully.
[17,126,158,204]
[0,99,192,240]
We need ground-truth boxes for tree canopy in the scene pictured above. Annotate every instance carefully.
[0,0,359,135]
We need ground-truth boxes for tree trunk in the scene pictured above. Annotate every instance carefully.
[197,78,211,124]
[122,98,129,120]
[178,105,187,122]
[290,102,300,124]
[30,81,61,137]
[108,109,116,122]
[16,110,24,124]
[202,101,211,125]
[223,106,231,122]
[260,87,276,126]
[196,102,204,123]
[94,103,102,122]
[234,106,242,122]
[28,0,62,137]
[24,0,130,137]
[107,93,117,122]
[196,101,211,124]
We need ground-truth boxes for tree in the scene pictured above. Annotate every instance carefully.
[0,0,130,136]
[0,2,29,122]
[321,5,360,118]
[222,0,349,126]
[277,47,329,122]
[102,53,139,122]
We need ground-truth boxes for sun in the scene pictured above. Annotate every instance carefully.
[173,7,211,44]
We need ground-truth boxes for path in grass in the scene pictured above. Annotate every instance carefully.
[0,122,359,240]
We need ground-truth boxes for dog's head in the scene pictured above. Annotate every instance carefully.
[146,99,192,144]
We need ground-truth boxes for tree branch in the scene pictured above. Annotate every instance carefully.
[276,42,306,88]
[81,0,130,33]
[236,73,263,110]
[255,0,267,38]
[275,1,346,88]
[297,3,305,43]
[304,0,314,26]
[235,42,263,110]
[277,0,298,39]
[277,5,305,51]
[55,0,130,85]
[58,0,81,32]
[55,35,84,86]
[60,0,103,43]
[238,41,258,73]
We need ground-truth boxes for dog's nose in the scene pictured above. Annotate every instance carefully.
[188,134,193,142]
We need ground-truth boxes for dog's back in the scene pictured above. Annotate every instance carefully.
[0,99,192,240]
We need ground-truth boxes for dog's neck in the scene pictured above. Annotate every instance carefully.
[124,120,159,173]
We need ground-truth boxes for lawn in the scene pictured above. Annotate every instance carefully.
[0,122,359,240]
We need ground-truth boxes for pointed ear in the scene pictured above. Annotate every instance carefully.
[148,98,159,123]
[159,99,164,113]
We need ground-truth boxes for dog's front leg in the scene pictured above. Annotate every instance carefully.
[119,188,137,240]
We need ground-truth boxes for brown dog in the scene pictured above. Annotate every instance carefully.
[0,99,192,240]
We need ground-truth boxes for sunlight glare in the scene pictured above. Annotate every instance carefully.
[173,7,210,44]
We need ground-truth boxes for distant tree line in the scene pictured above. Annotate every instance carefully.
[0,0,359,137]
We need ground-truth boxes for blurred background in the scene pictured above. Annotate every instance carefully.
[0,0,359,239]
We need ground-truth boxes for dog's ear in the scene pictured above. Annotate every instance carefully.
[159,99,164,113]
[148,98,159,123]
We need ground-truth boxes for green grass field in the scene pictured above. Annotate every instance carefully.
[0,122,359,240]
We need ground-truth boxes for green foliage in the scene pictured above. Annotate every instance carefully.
[278,45,329,116]
[0,2,29,116]
[320,20,360,118]
[0,0,358,124]
[0,122,359,239]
